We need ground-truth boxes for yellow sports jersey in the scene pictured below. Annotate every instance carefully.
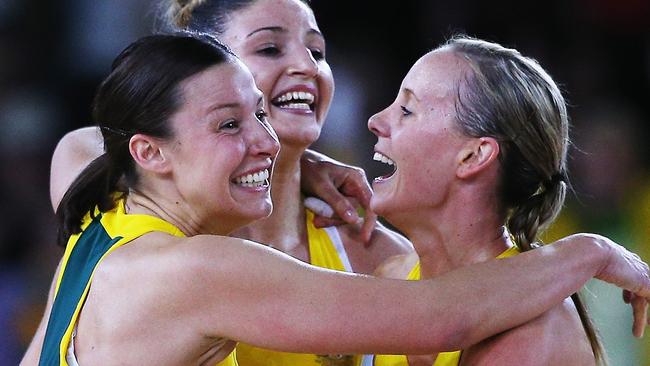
[38,197,237,366]
[368,246,520,366]
[236,209,358,366]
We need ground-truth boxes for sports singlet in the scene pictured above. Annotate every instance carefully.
[366,246,520,366]
[38,198,238,366]
[236,209,358,366]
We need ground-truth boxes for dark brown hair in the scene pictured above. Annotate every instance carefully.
[56,33,235,246]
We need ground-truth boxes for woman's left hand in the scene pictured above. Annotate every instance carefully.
[300,149,376,242]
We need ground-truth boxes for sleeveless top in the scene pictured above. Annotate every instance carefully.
[38,198,238,366]
[236,209,359,366]
[366,246,520,366]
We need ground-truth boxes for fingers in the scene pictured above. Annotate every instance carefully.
[359,210,377,244]
[304,197,335,218]
[339,168,373,209]
[312,216,347,228]
[623,290,632,304]
[631,295,648,338]
[309,181,360,225]
[305,197,354,228]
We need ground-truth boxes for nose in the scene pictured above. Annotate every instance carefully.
[367,107,390,137]
[250,118,280,158]
[287,47,319,79]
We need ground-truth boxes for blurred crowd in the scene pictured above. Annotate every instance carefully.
[1,0,648,364]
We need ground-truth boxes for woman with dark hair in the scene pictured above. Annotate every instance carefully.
[40,1,650,366]
[20,32,650,366]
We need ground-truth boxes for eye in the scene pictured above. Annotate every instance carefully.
[256,45,281,57]
[255,109,268,122]
[309,48,325,61]
[400,106,412,116]
[220,119,239,130]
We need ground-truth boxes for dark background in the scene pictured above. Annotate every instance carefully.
[1,0,649,364]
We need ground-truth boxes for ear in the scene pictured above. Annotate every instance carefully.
[456,137,499,179]
[128,134,171,174]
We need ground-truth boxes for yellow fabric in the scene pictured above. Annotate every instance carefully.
[236,209,356,366]
[53,198,237,366]
[373,246,520,366]
[216,350,238,366]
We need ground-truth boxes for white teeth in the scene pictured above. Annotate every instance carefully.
[274,91,315,104]
[373,152,394,166]
[280,103,311,110]
[234,169,270,187]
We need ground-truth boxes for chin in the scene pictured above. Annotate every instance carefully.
[370,197,391,218]
[277,126,322,148]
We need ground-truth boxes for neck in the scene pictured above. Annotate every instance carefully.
[232,146,308,254]
[395,192,512,279]
[125,189,211,236]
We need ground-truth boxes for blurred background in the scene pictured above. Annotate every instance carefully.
[1,0,648,364]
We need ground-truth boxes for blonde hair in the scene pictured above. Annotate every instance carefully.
[443,35,607,366]
[166,0,207,29]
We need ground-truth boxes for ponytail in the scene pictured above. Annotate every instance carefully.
[54,34,235,248]
[506,176,608,366]
[165,0,207,29]
[445,35,607,366]
[55,153,125,247]
[506,172,567,250]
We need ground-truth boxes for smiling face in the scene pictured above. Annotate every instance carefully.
[219,0,334,149]
[162,60,280,234]
[368,50,473,223]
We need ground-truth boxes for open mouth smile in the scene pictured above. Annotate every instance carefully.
[373,151,397,180]
[271,90,316,112]
[233,169,270,188]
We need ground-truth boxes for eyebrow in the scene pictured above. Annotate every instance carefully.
[208,102,240,112]
[403,88,420,103]
[247,26,324,39]
[207,96,264,113]
[247,26,286,38]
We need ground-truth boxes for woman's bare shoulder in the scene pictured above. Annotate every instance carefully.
[460,298,596,366]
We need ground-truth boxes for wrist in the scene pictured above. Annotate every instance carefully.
[564,233,610,277]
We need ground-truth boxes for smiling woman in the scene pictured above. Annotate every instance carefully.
[19,26,650,366]
[368,36,609,365]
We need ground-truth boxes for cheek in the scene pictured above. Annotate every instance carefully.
[318,65,334,111]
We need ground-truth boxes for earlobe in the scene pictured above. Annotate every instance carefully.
[128,134,171,174]
[457,137,499,179]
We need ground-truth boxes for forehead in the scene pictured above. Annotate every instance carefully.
[227,0,319,34]
[401,50,468,102]
[180,60,261,108]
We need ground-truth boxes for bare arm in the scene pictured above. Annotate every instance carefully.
[20,262,62,366]
[169,233,649,355]
[50,127,103,211]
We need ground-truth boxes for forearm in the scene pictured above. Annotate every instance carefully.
[20,325,45,366]
[440,235,607,349]
[237,239,601,355]
[21,262,61,365]
[196,234,644,355]
[50,126,103,210]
